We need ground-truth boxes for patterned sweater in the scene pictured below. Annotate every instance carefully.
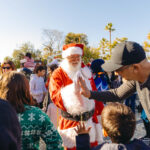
[18,105,63,150]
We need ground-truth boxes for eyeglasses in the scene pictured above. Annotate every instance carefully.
[2,67,11,70]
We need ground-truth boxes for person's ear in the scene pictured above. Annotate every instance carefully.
[102,128,108,137]
[132,64,140,74]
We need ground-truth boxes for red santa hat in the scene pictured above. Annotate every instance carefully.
[62,43,84,58]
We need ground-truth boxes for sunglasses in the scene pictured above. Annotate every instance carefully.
[2,67,11,69]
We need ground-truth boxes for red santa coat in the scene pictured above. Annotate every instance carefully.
[49,65,104,149]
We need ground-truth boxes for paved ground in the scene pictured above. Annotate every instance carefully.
[133,111,145,139]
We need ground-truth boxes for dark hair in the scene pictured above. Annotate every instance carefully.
[3,60,16,70]
[35,65,45,74]
[101,102,136,144]
[48,64,58,72]
[26,52,32,59]
[0,71,34,113]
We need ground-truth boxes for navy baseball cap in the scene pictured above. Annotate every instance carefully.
[102,41,146,72]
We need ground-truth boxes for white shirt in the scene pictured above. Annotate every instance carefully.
[29,74,47,103]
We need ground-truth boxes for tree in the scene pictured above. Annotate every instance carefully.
[3,56,13,62]
[143,33,150,60]
[82,46,100,64]
[98,38,110,60]
[98,37,128,61]
[42,29,64,59]
[65,32,88,46]
[105,23,115,54]
[11,42,42,68]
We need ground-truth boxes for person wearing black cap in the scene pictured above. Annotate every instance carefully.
[78,41,150,139]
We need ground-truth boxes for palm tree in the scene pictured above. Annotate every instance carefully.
[105,23,115,54]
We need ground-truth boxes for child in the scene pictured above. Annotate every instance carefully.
[75,102,150,150]
[24,52,35,71]
[30,65,47,108]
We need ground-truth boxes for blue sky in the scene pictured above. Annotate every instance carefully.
[0,0,150,62]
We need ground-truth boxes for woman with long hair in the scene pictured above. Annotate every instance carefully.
[2,60,16,73]
[0,71,63,150]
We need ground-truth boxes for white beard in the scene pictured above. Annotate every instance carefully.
[60,59,81,80]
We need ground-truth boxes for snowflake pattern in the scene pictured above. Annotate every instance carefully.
[39,114,45,122]
[24,130,30,136]
[45,129,53,136]
[31,130,36,135]
[18,105,62,150]
[28,113,35,121]
[18,114,24,122]
[37,130,41,135]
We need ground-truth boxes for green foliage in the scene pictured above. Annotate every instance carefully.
[105,22,115,32]
[98,37,128,61]
[4,56,13,61]
[143,33,150,60]
[3,24,130,66]
[10,42,42,68]
[65,32,88,46]
[143,33,150,52]
[82,46,99,64]
[105,22,116,55]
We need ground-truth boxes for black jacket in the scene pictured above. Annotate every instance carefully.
[76,134,150,150]
[0,99,21,150]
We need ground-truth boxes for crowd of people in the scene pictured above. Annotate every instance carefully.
[0,41,150,150]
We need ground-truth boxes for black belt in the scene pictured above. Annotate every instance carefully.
[61,109,95,121]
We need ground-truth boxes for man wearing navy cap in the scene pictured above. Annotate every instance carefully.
[79,41,150,138]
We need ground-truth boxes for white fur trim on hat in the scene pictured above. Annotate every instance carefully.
[48,59,59,66]
[62,47,83,58]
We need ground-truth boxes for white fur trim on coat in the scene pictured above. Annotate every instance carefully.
[58,118,97,148]
[62,47,83,58]
[81,66,92,79]
[95,123,104,143]
[61,83,95,115]
[97,115,101,123]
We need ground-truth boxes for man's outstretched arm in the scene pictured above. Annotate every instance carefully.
[78,77,136,103]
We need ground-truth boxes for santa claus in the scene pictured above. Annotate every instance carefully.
[49,43,104,150]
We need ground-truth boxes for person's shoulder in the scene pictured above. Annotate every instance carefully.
[121,80,136,88]
[53,67,62,73]
[19,105,50,123]
[24,105,42,112]
[0,99,10,106]
[0,99,15,112]
[96,143,126,150]
[30,74,37,80]
[128,138,150,149]
[26,105,49,117]
[51,67,63,78]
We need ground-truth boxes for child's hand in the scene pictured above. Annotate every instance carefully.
[74,122,91,135]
